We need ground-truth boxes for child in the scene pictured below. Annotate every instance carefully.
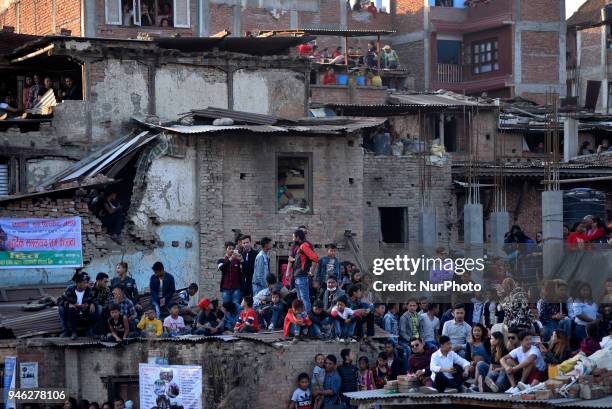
[337,349,359,406]
[268,290,286,330]
[288,373,312,409]
[178,283,199,317]
[137,306,163,337]
[358,356,374,391]
[104,304,130,342]
[372,352,389,389]
[284,299,312,340]
[330,295,356,341]
[308,300,331,339]
[311,354,326,409]
[163,303,187,337]
[234,296,259,333]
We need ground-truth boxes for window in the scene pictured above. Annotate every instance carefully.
[106,0,190,28]
[437,40,461,64]
[429,0,464,7]
[277,154,312,213]
[0,161,9,196]
[379,207,408,243]
[472,39,499,74]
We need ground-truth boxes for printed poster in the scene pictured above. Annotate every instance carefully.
[0,217,83,268]
[19,362,38,389]
[139,364,202,409]
[3,356,16,409]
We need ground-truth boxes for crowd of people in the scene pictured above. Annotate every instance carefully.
[54,224,611,408]
[0,74,81,119]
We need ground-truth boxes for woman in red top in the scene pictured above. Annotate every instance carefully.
[566,222,589,250]
[586,217,609,243]
[322,67,337,85]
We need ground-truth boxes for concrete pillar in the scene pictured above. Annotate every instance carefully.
[490,211,509,256]
[418,210,437,254]
[563,117,578,162]
[438,114,445,145]
[542,191,564,278]
[65,349,81,398]
[464,203,483,245]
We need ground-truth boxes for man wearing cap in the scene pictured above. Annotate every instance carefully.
[194,298,224,335]
[60,272,94,339]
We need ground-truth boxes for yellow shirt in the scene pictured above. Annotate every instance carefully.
[371,75,382,87]
[137,316,163,337]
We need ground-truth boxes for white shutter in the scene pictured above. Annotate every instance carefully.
[173,0,190,28]
[0,164,9,196]
[104,0,122,25]
[133,0,141,25]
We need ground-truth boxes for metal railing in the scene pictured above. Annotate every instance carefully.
[436,63,462,83]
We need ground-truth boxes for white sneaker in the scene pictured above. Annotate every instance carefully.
[485,377,499,393]
[517,382,528,391]
[505,386,519,394]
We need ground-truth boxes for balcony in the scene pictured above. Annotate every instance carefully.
[436,63,463,83]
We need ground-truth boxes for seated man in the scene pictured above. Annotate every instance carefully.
[193,298,224,336]
[408,338,435,389]
[108,285,138,330]
[61,272,94,339]
[501,331,547,394]
[347,284,375,343]
[427,335,470,393]
[177,282,199,317]
[308,299,332,338]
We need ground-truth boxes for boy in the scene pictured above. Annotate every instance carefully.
[105,304,131,342]
[234,296,259,333]
[194,298,224,335]
[137,306,163,337]
[330,295,356,341]
[428,335,471,393]
[316,244,340,285]
[221,300,241,331]
[337,349,359,407]
[268,290,286,330]
[178,283,199,317]
[308,300,331,339]
[383,303,399,343]
[284,299,312,341]
[163,303,187,337]
[311,354,326,409]
[288,373,312,409]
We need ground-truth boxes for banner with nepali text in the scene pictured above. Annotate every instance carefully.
[0,217,83,269]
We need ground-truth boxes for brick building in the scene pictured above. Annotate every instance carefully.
[1,0,566,102]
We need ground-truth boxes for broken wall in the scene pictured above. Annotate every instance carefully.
[197,132,364,296]
[233,69,306,119]
[26,157,74,191]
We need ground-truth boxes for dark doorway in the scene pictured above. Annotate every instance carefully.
[379,207,408,243]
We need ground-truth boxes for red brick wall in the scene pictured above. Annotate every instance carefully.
[466,0,513,20]
[95,0,196,38]
[0,0,81,36]
[241,6,290,35]
[521,30,560,83]
[520,0,560,22]
[209,3,233,35]
[459,26,512,82]
[395,0,424,33]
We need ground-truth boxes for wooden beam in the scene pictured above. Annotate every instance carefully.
[541,175,612,184]
[10,44,54,63]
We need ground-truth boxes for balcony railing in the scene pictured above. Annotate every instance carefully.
[436,63,462,83]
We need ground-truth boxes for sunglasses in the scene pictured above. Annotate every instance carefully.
[410,344,421,348]
[508,336,516,340]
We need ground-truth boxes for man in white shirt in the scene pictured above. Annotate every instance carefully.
[501,331,547,394]
[426,335,470,393]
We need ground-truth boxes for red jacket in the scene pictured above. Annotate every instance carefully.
[283,308,312,337]
[234,308,259,332]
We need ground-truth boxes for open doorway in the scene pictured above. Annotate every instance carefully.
[379,207,408,243]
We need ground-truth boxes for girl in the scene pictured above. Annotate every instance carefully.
[538,280,568,342]
[467,323,491,390]
[601,278,612,304]
[372,352,389,389]
[538,329,571,366]
[478,331,509,393]
[358,356,374,391]
[572,282,599,342]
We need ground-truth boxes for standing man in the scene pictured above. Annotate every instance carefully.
[292,229,319,313]
[313,355,341,408]
[252,237,272,296]
[149,262,176,318]
[28,74,42,107]
[240,235,259,297]
[218,241,243,305]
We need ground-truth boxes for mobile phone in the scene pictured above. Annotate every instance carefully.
[531,336,541,344]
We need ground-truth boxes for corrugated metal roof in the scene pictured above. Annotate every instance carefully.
[189,107,281,125]
[155,124,287,134]
[155,36,315,55]
[343,390,612,408]
[0,31,41,56]
[389,92,494,107]
[259,28,396,37]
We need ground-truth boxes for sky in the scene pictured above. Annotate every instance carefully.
[566,0,589,18]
